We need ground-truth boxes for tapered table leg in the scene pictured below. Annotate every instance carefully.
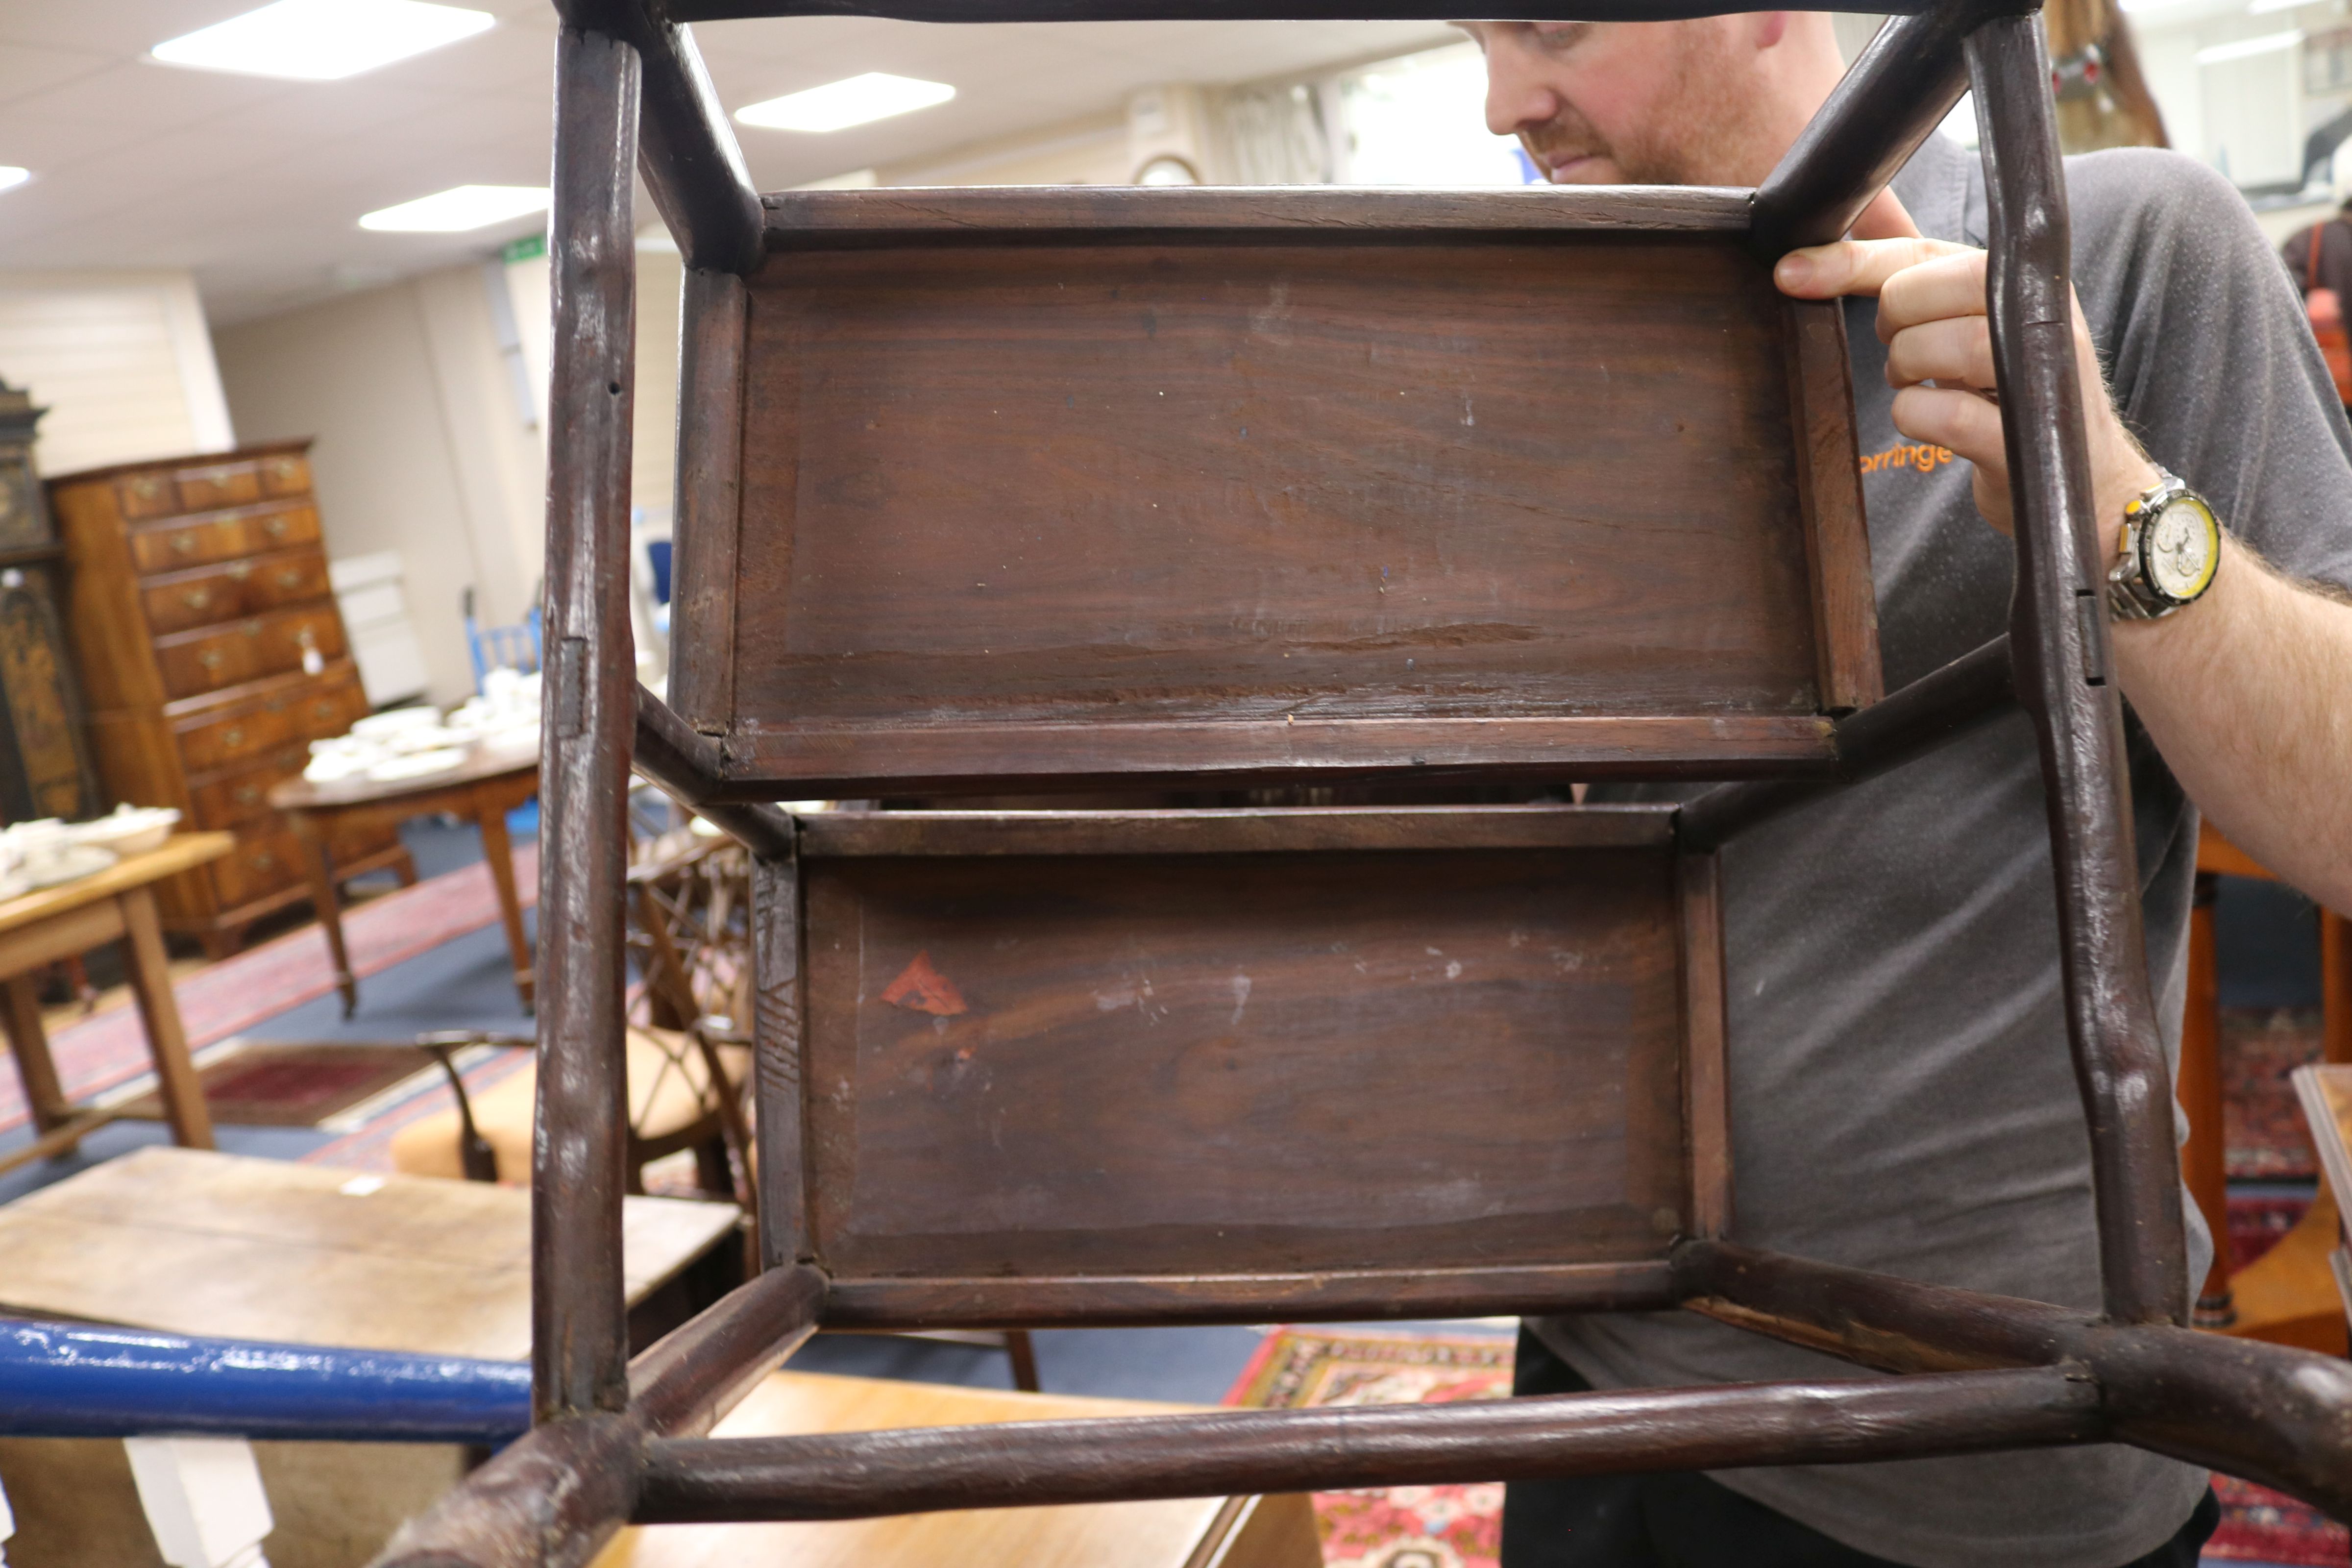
[2,973,74,1150]
[475,790,535,1015]
[118,886,213,1152]
[289,811,357,1017]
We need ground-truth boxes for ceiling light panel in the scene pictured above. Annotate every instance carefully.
[360,184,549,232]
[0,169,26,195]
[152,0,494,82]
[736,73,956,133]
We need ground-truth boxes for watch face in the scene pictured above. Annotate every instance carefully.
[2143,492,2220,603]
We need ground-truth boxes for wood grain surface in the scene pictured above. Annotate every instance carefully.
[707,227,1845,790]
[798,834,1692,1286]
[0,1147,737,1363]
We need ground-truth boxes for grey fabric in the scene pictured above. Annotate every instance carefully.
[1537,133,2352,1568]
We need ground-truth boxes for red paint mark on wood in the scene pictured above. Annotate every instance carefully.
[881,950,967,1016]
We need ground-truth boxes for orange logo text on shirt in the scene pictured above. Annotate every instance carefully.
[1860,442,1958,476]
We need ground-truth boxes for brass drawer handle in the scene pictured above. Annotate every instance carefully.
[313,701,334,720]
[226,561,251,581]
[270,459,300,483]
[235,785,261,805]
[223,726,245,748]
[252,851,275,872]
[197,649,224,671]
[171,534,196,555]
[242,620,262,637]
[263,516,289,538]
[181,589,211,611]
[276,570,303,589]
[131,478,164,501]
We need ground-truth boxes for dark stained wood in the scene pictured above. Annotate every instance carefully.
[536,22,642,1424]
[1676,634,2014,853]
[750,852,807,1271]
[633,1367,2103,1521]
[374,1410,641,1568]
[799,804,1674,858]
[556,1,763,276]
[629,1263,826,1437]
[1749,3,1980,258]
[1969,16,2188,1327]
[760,185,1752,242]
[679,0,1943,21]
[797,829,1694,1285]
[667,267,747,732]
[712,226,1854,793]
[820,1260,1678,1329]
[632,683,796,857]
[1678,853,1731,1239]
[1782,299,1881,712]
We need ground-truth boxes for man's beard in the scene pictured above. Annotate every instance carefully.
[1519,24,1775,187]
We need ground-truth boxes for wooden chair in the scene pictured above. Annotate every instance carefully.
[373,1,2352,1562]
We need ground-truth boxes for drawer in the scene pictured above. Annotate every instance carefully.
[210,827,302,911]
[247,503,318,551]
[258,451,312,497]
[175,701,292,775]
[130,514,250,573]
[291,669,368,740]
[155,606,349,700]
[190,747,307,830]
[176,462,261,513]
[115,471,178,521]
[140,548,331,636]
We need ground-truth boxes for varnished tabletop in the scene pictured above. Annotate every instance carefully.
[268,738,538,813]
[0,831,231,938]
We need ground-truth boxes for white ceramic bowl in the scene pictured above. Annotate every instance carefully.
[66,806,179,857]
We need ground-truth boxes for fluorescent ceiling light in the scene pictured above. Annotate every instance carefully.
[361,185,549,233]
[152,0,492,82]
[0,168,26,195]
[736,73,956,133]
[2197,27,2303,61]
[2247,0,2304,17]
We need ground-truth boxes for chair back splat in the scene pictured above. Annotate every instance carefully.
[370,1,2352,1564]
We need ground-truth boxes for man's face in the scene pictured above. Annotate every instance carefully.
[1461,19,1779,188]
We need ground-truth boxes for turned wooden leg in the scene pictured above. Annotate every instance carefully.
[1,973,73,1143]
[475,796,535,1015]
[120,887,214,1152]
[292,814,357,1017]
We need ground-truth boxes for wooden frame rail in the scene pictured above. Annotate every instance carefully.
[355,0,2352,1562]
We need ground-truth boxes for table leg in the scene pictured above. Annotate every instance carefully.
[476,794,535,1014]
[2,972,74,1143]
[119,886,214,1152]
[292,812,358,1018]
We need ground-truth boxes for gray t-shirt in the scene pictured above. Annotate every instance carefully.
[1540,133,2352,1568]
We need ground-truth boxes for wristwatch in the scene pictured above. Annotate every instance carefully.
[2107,468,2221,620]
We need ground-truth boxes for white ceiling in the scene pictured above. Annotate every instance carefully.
[0,3,1456,325]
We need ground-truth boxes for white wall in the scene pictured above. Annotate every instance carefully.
[214,268,543,708]
[0,270,233,477]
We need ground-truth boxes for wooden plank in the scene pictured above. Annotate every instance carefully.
[721,716,1838,796]
[1782,297,1882,712]
[800,837,1690,1285]
[798,804,1675,858]
[821,1261,1678,1328]
[0,1147,739,1363]
[759,185,1753,241]
[716,231,1838,793]
[1680,852,1731,1239]
[668,268,747,732]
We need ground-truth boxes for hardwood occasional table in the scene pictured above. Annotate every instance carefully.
[0,831,231,1178]
[269,742,539,1017]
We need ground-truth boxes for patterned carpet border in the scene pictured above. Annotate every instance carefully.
[0,843,536,1138]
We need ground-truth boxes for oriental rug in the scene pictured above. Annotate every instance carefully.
[1223,1324,2341,1568]
[0,843,536,1140]
[2226,1006,2326,1180]
[114,1041,436,1127]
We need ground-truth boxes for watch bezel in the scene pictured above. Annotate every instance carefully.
[2109,471,2220,620]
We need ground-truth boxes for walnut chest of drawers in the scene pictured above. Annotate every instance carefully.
[46,441,415,955]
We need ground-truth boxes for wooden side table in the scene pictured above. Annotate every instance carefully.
[589,1371,1321,1568]
[269,744,539,1017]
[0,831,231,1177]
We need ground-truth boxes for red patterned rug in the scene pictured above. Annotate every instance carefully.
[0,843,536,1139]
[1223,1324,2342,1568]
[298,1042,536,1173]
[1225,1326,1514,1568]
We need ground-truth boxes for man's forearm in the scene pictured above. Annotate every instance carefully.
[2111,535,2352,910]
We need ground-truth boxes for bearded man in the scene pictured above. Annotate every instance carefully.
[1454,13,2352,1568]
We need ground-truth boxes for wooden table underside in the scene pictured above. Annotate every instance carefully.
[0,833,232,1178]
[270,750,539,1017]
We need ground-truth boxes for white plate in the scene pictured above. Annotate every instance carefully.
[366,748,468,783]
[22,845,117,888]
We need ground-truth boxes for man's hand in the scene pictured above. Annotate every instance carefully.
[1774,237,2159,554]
